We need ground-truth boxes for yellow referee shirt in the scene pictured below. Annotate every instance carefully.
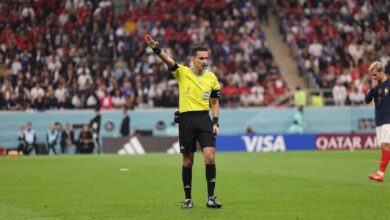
[171,64,220,112]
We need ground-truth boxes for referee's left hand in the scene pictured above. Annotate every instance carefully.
[144,35,158,49]
[213,124,219,135]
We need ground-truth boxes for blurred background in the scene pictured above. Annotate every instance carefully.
[0,0,388,154]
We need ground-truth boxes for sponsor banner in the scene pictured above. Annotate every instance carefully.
[103,133,377,154]
[315,134,377,150]
[216,135,316,152]
[103,136,179,154]
[103,135,317,154]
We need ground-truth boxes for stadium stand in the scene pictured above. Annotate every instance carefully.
[0,0,288,110]
[276,0,389,106]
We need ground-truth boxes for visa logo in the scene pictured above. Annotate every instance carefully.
[241,135,286,152]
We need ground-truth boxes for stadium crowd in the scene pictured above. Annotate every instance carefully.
[276,0,390,106]
[0,0,288,111]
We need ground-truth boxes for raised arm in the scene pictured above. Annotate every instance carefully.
[365,79,377,104]
[144,35,176,69]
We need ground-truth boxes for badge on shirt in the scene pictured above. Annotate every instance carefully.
[385,88,389,95]
[203,91,211,100]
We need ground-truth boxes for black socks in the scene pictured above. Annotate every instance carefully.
[182,166,192,199]
[183,164,217,199]
[206,164,216,197]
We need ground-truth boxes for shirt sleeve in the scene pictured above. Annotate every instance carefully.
[171,64,185,80]
[365,87,376,104]
[212,75,221,90]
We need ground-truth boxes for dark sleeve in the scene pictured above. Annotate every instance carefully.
[71,131,75,144]
[55,133,59,142]
[120,117,130,136]
[60,132,65,147]
[87,132,94,145]
[88,132,93,140]
[96,115,101,133]
[365,87,376,104]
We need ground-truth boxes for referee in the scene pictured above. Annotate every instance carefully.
[145,35,222,209]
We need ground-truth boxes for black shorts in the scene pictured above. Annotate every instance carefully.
[179,111,215,153]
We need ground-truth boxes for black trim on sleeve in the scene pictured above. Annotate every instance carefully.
[210,90,220,98]
[169,63,179,72]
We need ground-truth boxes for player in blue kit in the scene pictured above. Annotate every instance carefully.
[365,61,390,182]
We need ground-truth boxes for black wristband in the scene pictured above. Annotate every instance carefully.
[152,47,161,55]
[213,117,219,127]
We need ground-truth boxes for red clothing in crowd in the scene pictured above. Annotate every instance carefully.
[100,96,113,109]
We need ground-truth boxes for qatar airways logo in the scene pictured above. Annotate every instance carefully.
[241,135,286,152]
[316,134,378,150]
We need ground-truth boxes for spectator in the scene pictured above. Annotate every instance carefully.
[1,80,13,101]
[85,93,97,109]
[287,120,304,134]
[332,80,347,106]
[249,82,265,106]
[256,0,269,25]
[60,123,76,154]
[100,91,113,109]
[276,0,390,106]
[311,91,324,107]
[46,125,59,155]
[292,106,306,132]
[246,126,255,135]
[32,96,45,111]
[7,92,22,110]
[293,86,306,107]
[112,89,126,108]
[23,122,37,155]
[77,125,94,154]
[120,108,130,136]
[17,125,26,154]
[30,83,45,103]
[349,87,365,106]
[44,86,59,109]
[89,108,101,153]
[55,83,67,108]
[71,93,81,109]
[0,0,287,110]
[0,92,6,110]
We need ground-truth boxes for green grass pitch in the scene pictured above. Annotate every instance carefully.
[0,151,389,220]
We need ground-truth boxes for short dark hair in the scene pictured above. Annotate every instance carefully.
[191,46,208,56]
